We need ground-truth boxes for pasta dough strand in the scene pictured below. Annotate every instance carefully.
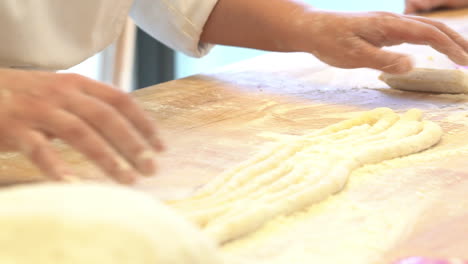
[172,109,442,244]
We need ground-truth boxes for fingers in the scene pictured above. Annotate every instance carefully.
[404,4,417,14]
[0,70,163,184]
[362,15,468,65]
[404,0,445,13]
[405,0,431,13]
[407,15,468,53]
[77,78,164,152]
[34,107,140,184]
[398,17,468,65]
[306,10,468,72]
[61,92,158,176]
[351,40,414,74]
[405,0,422,14]
[15,129,71,181]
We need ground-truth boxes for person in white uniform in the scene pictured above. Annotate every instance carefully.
[0,0,467,184]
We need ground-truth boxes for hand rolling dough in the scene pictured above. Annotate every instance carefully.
[0,183,223,264]
[379,68,468,94]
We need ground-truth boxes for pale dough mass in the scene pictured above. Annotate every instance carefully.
[0,108,444,263]
[0,184,223,264]
[379,68,468,94]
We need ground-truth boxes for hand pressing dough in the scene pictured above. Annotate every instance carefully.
[379,68,468,94]
[171,108,443,244]
[0,183,223,264]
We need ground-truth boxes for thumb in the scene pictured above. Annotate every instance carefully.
[358,43,413,74]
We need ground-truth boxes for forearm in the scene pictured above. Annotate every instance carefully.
[201,0,468,74]
[200,0,312,52]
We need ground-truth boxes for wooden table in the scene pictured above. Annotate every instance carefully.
[1,8,468,263]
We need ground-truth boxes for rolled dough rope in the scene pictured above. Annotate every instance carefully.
[204,160,349,242]
[197,111,424,228]
[177,148,336,219]
[178,111,417,228]
[173,108,396,205]
[184,148,345,224]
[173,141,307,206]
[175,126,378,212]
[175,110,402,213]
[173,109,442,243]
[183,164,314,227]
[379,68,468,94]
[0,184,223,264]
[311,107,396,137]
[173,142,345,210]
[174,118,410,227]
[176,110,421,228]
[203,120,442,243]
[172,125,370,211]
[172,108,398,208]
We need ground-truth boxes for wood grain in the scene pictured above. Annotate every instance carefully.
[0,8,467,262]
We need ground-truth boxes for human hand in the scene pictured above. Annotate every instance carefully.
[0,69,164,184]
[292,10,468,74]
[405,0,468,14]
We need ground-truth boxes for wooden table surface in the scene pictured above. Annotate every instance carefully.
[0,8,467,263]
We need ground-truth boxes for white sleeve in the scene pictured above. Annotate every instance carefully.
[130,0,219,58]
[0,0,133,70]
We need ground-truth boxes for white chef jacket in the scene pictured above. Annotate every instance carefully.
[0,0,218,71]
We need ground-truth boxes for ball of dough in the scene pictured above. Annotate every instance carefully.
[0,183,223,264]
[379,68,468,94]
